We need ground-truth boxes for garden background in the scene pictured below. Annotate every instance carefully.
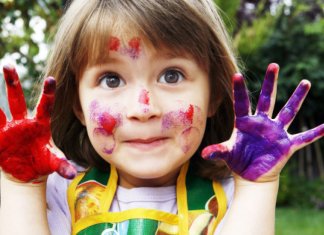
[0,0,323,234]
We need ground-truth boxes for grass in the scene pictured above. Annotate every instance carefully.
[276,207,324,235]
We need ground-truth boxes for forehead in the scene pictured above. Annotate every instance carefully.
[73,2,210,76]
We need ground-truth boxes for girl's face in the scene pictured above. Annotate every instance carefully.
[76,37,210,188]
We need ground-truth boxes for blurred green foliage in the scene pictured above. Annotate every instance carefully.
[276,207,324,234]
[234,0,324,119]
[0,0,63,107]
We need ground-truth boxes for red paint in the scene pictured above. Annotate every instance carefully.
[0,110,6,127]
[139,89,150,105]
[3,65,27,120]
[100,112,117,134]
[185,104,194,124]
[0,67,76,182]
[108,36,120,51]
[128,37,141,58]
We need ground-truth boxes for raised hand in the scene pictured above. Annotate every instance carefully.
[0,65,76,182]
[202,63,324,182]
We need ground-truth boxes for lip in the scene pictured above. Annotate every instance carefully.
[124,137,169,151]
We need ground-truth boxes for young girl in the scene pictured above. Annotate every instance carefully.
[1,0,323,234]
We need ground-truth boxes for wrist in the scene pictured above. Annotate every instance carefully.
[1,172,47,188]
[234,174,280,188]
[1,171,47,185]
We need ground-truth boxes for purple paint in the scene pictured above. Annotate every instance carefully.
[277,80,310,126]
[202,64,324,181]
[233,73,250,118]
[89,100,122,155]
[292,124,324,145]
[180,127,193,153]
[256,63,278,114]
[90,100,122,135]
[128,37,141,59]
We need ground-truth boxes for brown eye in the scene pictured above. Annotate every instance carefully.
[99,73,125,88]
[159,69,184,84]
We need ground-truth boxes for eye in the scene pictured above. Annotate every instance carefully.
[158,69,185,84]
[99,73,125,88]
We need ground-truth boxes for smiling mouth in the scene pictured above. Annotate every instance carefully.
[124,137,169,150]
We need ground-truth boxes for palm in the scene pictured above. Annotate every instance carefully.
[202,64,324,182]
[0,66,76,182]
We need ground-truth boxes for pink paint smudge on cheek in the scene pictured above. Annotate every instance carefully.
[139,89,150,105]
[180,127,200,153]
[89,101,123,155]
[162,104,195,130]
[89,101,122,134]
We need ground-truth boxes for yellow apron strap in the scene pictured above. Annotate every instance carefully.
[176,162,190,235]
[210,180,228,232]
[67,172,86,234]
[100,165,118,213]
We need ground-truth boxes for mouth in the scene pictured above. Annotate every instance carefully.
[124,137,169,150]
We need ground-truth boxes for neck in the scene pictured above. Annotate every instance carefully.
[117,168,180,189]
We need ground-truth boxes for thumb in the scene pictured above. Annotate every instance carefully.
[47,144,77,179]
[54,158,77,179]
[201,141,231,161]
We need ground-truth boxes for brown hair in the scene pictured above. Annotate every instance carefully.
[44,0,239,180]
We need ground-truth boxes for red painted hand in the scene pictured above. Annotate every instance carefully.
[0,65,76,182]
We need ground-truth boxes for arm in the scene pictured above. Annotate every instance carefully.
[0,65,76,234]
[203,63,324,235]
[1,174,50,234]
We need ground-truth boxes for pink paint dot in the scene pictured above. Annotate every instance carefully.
[185,105,194,124]
[128,37,141,59]
[139,89,150,105]
[108,37,120,51]
[100,112,117,134]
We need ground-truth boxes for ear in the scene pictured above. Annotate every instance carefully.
[73,96,86,126]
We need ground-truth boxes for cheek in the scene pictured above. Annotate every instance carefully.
[162,104,205,153]
[87,100,123,154]
[161,104,204,131]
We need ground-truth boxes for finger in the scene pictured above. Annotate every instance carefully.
[233,73,251,118]
[276,80,311,129]
[291,124,324,150]
[35,77,56,122]
[201,141,231,161]
[256,63,279,116]
[0,108,7,127]
[3,65,27,120]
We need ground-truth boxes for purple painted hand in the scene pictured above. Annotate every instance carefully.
[202,63,324,182]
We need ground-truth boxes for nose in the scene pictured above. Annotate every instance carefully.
[126,88,162,122]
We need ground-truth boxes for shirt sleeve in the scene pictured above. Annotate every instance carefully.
[46,172,71,235]
[214,177,235,235]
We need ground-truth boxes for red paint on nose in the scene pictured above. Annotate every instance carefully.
[139,89,150,105]
[185,105,194,124]
[101,112,117,134]
[108,37,120,51]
